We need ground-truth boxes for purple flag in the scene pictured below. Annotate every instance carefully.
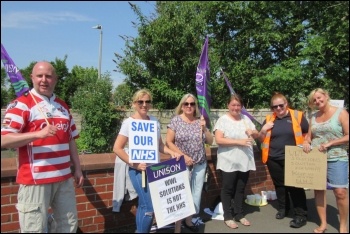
[196,36,211,129]
[221,68,234,95]
[220,68,262,128]
[1,43,30,97]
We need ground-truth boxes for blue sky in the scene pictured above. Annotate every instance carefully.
[1,1,156,88]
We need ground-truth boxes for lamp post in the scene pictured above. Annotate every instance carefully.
[92,24,102,79]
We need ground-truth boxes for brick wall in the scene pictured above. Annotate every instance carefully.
[0,146,273,233]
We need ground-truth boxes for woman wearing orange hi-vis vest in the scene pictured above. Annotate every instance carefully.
[258,93,309,229]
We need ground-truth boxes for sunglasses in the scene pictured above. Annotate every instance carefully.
[271,103,285,109]
[136,100,152,105]
[183,102,196,107]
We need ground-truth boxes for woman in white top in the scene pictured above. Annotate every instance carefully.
[214,94,259,229]
[113,89,179,233]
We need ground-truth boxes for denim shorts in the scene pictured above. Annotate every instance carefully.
[327,160,349,189]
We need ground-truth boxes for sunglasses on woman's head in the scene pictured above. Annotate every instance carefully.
[136,100,151,105]
[271,103,285,109]
[183,102,196,107]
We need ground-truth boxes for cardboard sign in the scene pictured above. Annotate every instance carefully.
[146,157,195,228]
[285,146,327,190]
[330,99,344,108]
[128,119,159,163]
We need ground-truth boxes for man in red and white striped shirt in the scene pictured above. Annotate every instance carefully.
[1,61,84,233]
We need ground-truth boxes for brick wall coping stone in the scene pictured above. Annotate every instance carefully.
[1,146,223,178]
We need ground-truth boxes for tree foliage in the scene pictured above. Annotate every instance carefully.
[70,72,123,153]
[114,1,349,110]
[113,82,134,107]
[1,68,9,107]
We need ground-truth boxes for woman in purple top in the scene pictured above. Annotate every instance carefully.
[167,93,213,233]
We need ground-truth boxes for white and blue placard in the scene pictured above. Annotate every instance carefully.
[128,119,159,163]
[146,157,195,228]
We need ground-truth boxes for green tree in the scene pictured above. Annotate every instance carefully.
[51,56,70,102]
[113,82,134,107]
[114,1,349,110]
[115,1,210,109]
[1,67,9,107]
[71,71,123,153]
[63,65,97,107]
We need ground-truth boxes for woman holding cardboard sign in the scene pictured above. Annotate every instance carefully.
[113,89,179,233]
[258,92,309,228]
[303,88,349,233]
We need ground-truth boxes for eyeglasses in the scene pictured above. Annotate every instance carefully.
[271,103,285,109]
[183,102,196,107]
[136,100,151,105]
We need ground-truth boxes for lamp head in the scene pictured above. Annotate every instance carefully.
[92,24,102,30]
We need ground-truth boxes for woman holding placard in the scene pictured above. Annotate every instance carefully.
[258,92,309,228]
[166,93,213,233]
[113,89,179,233]
[303,88,349,233]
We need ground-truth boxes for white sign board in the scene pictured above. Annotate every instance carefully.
[128,119,159,163]
[146,157,195,228]
[330,100,344,108]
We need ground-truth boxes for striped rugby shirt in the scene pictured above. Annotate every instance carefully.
[1,89,79,185]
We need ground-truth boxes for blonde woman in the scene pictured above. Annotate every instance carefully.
[303,88,349,233]
[166,93,213,233]
[113,89,179,233]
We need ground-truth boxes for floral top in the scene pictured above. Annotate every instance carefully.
[167,115,207,164]
[311,107,348,161]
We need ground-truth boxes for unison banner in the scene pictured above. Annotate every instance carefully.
[146,157,195,228]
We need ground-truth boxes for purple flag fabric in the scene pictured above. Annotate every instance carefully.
[221,68,234,95]
[196,36,211,129]
[1,43,30,97]
[220,68,262,128]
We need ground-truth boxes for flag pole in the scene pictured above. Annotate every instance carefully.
[220,68,262,129]
[142,171,146,188]
[28,91,50,125]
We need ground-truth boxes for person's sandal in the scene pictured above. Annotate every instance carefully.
[313,227,327,233]
[183,221,199,232]
[224,220,238,229]
[239,217,251,226]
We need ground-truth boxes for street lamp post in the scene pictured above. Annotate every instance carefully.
[92,24,102,79]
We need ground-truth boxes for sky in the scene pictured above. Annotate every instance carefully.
[1,1,156,88]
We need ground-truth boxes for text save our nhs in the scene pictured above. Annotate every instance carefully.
[130,120,157,161]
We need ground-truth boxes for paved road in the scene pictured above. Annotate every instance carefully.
[153,189,347,233]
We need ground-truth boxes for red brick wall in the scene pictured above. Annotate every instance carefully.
[1,146,273,233]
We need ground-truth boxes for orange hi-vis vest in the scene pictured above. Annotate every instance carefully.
[261,108,305,164]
